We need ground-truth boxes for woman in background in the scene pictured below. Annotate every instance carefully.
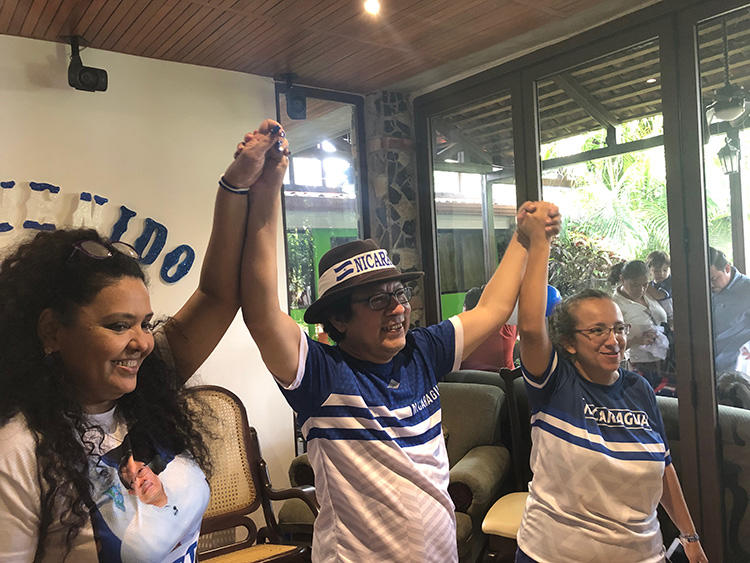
[612,260,671,393]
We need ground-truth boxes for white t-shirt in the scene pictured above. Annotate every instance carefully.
[0,328,209,563]
[613,289,668,364]
[518,351,670,563]
[0,409,209,563]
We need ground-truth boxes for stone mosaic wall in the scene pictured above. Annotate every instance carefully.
[365,91,425,326]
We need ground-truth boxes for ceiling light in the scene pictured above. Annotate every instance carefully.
[706,17,748,123]
[321,140,336,153]
[713,83,747,122]
[645,78,657,84]
[364,0,380,15]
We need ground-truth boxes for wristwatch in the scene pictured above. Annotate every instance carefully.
[679,532,700,543]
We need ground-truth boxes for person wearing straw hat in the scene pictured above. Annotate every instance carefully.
[239,159,559,561]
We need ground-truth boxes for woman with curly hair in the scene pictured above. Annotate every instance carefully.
[514,218,707,562]
[0,119,289,562]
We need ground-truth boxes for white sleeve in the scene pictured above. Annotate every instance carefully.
[274,324,308,391]
[0,416,42,562]
[448,316,464,372]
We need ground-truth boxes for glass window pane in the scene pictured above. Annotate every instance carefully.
[430,90,517,322]
[279,95,362,341]
[698,9,750,559]
[539,38,678,401]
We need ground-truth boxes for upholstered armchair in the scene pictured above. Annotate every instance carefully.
[656,396,750,561]
[441,382,511,560]
[277,380,511,562]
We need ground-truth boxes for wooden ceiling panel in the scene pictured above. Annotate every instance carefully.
[7,0,33,35]
[1,0,658,96]
[98,0,149,50]
[19,0,48,36]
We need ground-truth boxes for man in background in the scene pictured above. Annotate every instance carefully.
[709,246,750,375]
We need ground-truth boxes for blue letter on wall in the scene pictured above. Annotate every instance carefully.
[161,245,195,283]
[111,206,137,242]
[133,218,167,265]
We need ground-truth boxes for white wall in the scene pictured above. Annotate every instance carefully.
[0,35,295,488]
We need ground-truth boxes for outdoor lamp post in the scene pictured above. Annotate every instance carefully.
[718,135,740,175]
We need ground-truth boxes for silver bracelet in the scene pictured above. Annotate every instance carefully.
[679,532,700,543]
[219,176,249,195]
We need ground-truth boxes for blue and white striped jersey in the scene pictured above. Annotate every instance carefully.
[280,319,463,563]
[518,350,670,563]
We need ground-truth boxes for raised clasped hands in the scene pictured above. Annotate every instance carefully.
[222,119,290,190]
[516,200,561,246]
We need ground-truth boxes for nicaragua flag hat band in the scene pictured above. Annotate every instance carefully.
[303,239,423,324]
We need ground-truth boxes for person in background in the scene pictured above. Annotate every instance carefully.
[709,246,750,376]
[460,284,518,371]
[237,140,560,563]
[0,119,288,562]
[514,218,708,563]
[646,250,673,327]
[612,260,671,393]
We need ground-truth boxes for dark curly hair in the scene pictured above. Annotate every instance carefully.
[0,228,210,559]
[549,288,613,359]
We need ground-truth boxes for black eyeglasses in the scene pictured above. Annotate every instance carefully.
[69,240,140,262]
[574,323,631,341]
[352,287,412,311]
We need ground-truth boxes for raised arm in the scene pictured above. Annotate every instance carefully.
[458,201,560,359]
[240,129,301,387]
[517,206,555,377]
[167,121,282,381]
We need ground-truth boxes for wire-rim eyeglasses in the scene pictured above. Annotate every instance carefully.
[573,323,631,340]
[351,286,412,311]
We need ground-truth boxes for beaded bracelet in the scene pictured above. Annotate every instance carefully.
[219,176,249,195]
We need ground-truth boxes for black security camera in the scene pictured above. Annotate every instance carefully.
[286,87,307,120]
[68,36,107,92]
[277,73,306,120]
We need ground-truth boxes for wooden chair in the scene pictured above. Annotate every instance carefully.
[186,385,319,562]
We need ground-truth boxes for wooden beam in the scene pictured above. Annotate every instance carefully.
[541,134,664,170]
[432,117,495,166]
[553,71,619,130]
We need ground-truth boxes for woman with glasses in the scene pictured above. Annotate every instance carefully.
[0,120,289,562]
[513,219,707,562]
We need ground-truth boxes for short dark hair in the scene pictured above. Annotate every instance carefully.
[709,246,729,270]
[550,288,613,359]
[621,260,648,281]
[646,251,670,269]
[463,285,484,311]
[321,293,353,343]
[607,261,625,286]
